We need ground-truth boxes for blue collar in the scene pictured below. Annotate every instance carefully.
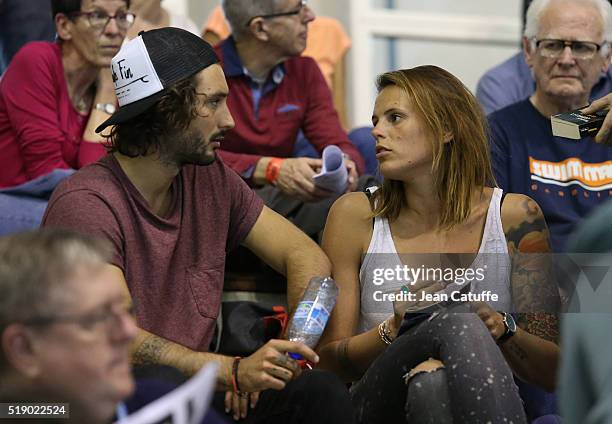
[220,36,285,84]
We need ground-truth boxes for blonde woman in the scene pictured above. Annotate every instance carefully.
[318,66,560,423]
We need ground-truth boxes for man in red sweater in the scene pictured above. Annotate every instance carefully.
[216,0,367,238]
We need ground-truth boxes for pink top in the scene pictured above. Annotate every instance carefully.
[0,42,106,188]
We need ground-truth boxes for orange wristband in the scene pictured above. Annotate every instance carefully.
[265,158,285,184]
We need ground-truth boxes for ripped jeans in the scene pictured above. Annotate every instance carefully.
[350,313,527,424]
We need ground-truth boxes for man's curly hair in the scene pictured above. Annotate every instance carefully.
[107,76,200,157]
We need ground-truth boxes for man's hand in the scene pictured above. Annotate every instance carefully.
[276,157,334,202]
[344,157,359,192]
[581,94,612,145]
[224,391,259,421]
[471,301,505,341]
[237,339,319,392]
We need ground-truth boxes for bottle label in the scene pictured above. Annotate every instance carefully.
[293,301,331,335]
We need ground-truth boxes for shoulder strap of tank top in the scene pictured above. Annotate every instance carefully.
[364,186,379,228]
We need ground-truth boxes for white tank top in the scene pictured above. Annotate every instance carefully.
[358,188,512,333]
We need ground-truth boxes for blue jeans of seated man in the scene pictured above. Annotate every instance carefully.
[293,127,378,177]
[0,169,74,236]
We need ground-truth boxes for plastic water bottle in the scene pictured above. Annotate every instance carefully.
[287,276,339,359]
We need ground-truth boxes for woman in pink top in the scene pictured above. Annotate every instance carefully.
[0,0,133,234]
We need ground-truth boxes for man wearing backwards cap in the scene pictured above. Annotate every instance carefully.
[42,28,353,423]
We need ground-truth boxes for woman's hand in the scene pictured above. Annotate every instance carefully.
[471,301,505,341]
[224,391,260,421]
[391,280,446,336]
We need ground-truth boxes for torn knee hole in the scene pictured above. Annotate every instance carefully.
[404,358,444,383]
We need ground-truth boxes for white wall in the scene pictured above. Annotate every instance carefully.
[163,0,187,17]
[349,0,524,127]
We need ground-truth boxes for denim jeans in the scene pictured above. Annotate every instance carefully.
[0,169,74,236]
[350,312,527,424]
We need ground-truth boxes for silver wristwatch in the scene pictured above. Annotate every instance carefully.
[95,103,116,115]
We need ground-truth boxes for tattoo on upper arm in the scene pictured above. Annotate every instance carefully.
[133,335,169,366]
[505,198,550,252]
[505,198,560,342]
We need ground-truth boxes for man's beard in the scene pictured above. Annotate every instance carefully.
[160,128,217,167]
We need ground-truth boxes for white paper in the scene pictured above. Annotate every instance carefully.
[313,145,348,193]
[115,363,218,424]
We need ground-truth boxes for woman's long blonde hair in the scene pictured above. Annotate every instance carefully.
[372,65,495,228]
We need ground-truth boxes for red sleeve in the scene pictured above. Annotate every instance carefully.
[42,189,125,271]
[1,44,87,179]
[300,58,365,174]
[78,141,108,168]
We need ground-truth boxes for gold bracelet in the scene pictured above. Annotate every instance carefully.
[378,320,394,345]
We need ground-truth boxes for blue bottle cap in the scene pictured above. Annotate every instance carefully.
[288,352,303,360]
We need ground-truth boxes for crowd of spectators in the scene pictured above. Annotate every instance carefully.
[1,0,612,423]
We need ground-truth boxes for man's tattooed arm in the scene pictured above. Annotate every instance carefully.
[131,331,234,390]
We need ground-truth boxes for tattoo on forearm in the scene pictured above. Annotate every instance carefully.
[133,336,169,366]
[505,339,528,361]
[275,354,293,368]
[336,338,361,380]
[518,313,559,344]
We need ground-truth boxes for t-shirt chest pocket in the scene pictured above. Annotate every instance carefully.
[186,259,225,320]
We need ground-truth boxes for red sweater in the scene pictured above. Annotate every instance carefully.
[0,42,106,188]
[214,38,364,176]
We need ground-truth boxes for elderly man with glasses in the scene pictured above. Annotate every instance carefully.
[214,0,367,242]
[489,0,612,255]
[0,229,138,424]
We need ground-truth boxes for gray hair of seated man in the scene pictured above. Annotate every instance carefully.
[524,0,612,47]
[222,0,284,40]
[0,229,111,369]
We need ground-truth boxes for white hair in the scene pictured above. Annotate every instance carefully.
[524,0,612,52]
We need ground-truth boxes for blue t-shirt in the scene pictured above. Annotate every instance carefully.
[489,99,612,252]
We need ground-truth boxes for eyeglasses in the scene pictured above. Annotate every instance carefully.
[21,303,135,335]
[533,38,606,60]
[69,10,136,31]
[246,0,308,27]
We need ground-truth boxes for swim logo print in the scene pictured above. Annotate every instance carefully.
[529,157,612,192]
[110,36,163,106]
